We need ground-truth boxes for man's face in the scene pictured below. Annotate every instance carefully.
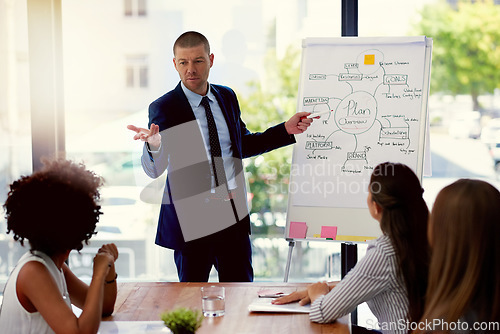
[173,44,214,96]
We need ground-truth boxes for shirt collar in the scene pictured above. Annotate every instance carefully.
[180,81,215,107]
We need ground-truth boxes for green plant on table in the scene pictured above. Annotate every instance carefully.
[161,307,204,334]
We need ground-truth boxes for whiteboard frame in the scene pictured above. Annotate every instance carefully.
[285,36,433,244]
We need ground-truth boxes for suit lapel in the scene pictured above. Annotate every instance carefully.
[211,85,242,158]
[167,83,197,129]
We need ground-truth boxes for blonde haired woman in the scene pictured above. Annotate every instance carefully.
[419,179,500,333]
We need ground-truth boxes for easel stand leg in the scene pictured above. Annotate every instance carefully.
[283,240,295,282]
[341,242,358,326]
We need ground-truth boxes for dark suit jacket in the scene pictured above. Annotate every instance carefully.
[141,82,295,250]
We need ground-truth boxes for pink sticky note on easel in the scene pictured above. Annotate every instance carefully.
[320,226,337,239]
[289,221,307,238]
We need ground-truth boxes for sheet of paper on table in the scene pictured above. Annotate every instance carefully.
[248,298,310,313]
[98,321,170,333]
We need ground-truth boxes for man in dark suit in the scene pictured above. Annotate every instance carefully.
[128,31,314,282]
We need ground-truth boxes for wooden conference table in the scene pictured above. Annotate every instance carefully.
[104,282,350,333]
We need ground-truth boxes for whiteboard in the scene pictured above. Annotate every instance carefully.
[285,36,432,242]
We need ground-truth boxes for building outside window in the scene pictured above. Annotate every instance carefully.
[124,0,147,17]
[126,55,149,88]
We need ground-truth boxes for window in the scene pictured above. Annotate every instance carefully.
[3,1,499,289]
[124,0,147,17]
[124,0,132,16]
[125,55,149,88]
[0,0,32,286]
[138,0,147,16]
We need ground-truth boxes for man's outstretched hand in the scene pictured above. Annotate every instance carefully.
[285,111,318,135]
[127,123,161,149]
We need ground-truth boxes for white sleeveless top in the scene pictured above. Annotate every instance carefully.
[0,251,71,334]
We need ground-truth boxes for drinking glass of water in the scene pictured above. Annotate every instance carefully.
[201,286,225,317]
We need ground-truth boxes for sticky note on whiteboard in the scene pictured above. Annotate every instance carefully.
[364,54,375,65]
[289,221,307,238]
[320,226,337,239]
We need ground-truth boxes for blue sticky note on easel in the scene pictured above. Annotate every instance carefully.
[320,226,337,239]
[289,221,307,238]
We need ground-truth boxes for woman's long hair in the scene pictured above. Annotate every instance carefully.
[421,179,500,327]
[370,162,430,324]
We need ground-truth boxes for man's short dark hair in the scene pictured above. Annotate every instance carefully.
[173,31,210,56]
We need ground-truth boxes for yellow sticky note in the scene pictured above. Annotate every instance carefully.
[313,234,321,238]
[364,54,375,65]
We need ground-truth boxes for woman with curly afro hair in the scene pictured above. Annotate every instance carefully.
[0,159,119,334]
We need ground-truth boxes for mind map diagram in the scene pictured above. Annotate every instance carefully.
[299,47,425,176]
